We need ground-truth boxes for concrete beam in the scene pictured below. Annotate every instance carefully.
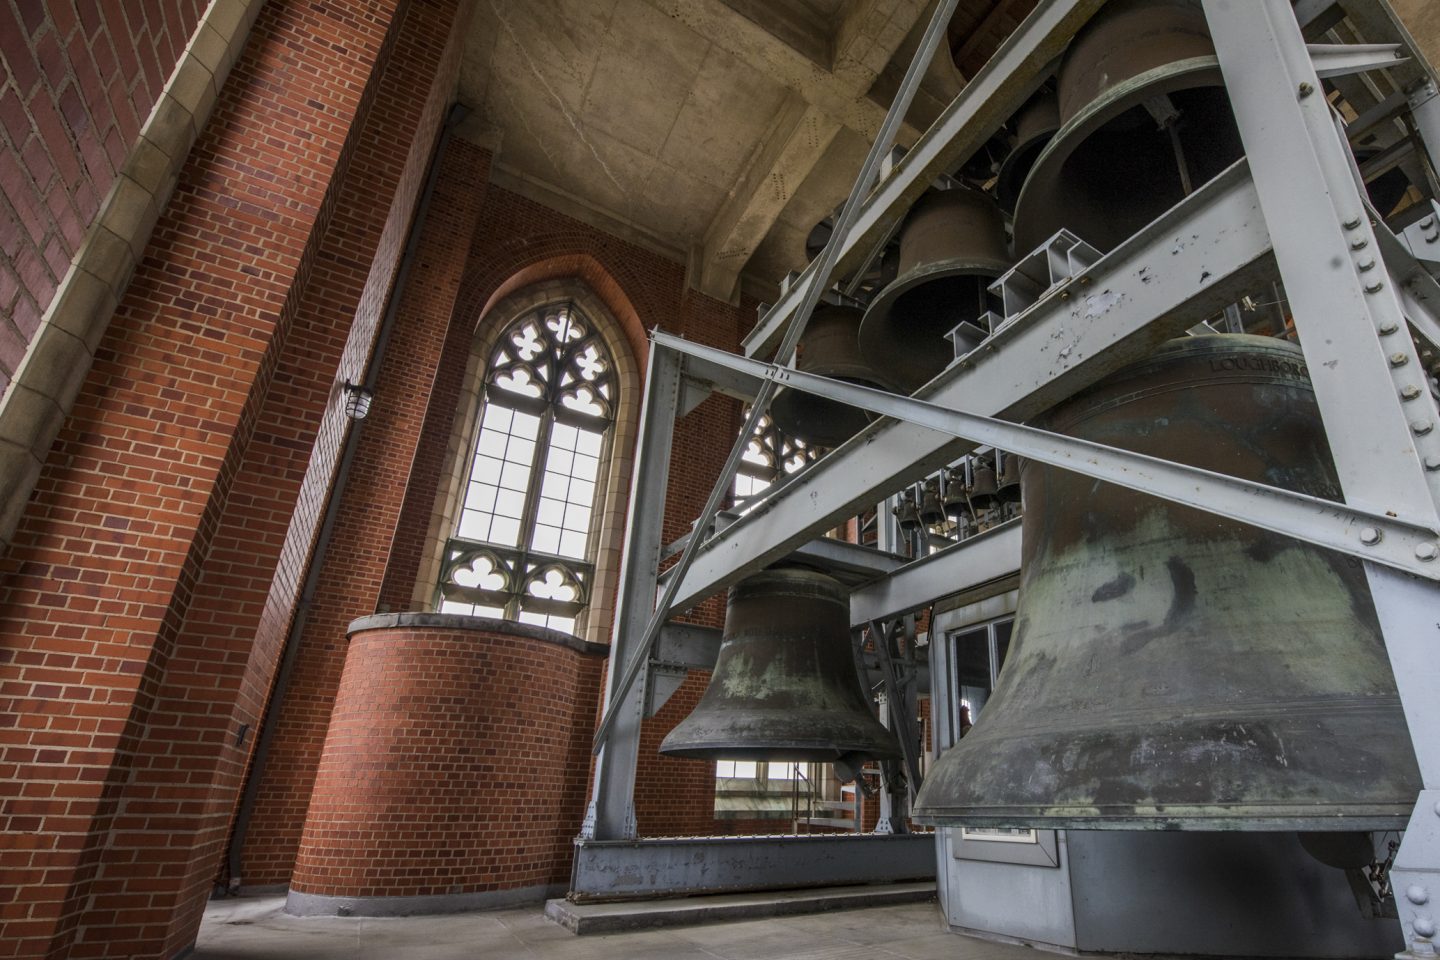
[832,0,934,94]
[697,98,842,301]
[652,0,922,141]
[689,0,930,301]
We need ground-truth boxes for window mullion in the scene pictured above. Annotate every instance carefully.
[513,409,557,614]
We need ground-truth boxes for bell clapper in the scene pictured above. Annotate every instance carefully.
[1144,93,1195,197]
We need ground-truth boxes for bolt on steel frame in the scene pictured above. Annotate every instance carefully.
[580,0,1440,948]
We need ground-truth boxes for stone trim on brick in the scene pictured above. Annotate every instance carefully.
[285,883,567,917]
[0,0,265,549]
[348,612,611,658]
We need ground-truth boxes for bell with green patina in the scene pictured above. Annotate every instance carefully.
[660,566,900,765]
[913,334,1421,832]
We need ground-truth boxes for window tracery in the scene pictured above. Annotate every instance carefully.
[439,302,615,634]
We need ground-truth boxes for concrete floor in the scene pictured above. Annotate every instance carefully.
[193,894,1035,960]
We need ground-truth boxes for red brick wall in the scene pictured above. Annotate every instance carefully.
[0,0,207,389]
[91,1,469,954]
[239,136,493,887]
[0,0,418,955]
[290,620,606,899]
[407,186,753,840]
[635,671,720,837]
[241,171,766,880]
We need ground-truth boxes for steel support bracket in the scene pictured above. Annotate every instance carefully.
[653,330,1440,580]
[1307,42,1407,79]
[1392,790,1440,958]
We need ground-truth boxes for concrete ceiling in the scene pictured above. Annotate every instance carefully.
[458,0,1003,303]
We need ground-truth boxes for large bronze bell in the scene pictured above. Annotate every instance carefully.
[660,567,900,763]
[771,305,892,448]
[913,335,1420,831]
[1012,0,1245,254]
[858,188,1010,394]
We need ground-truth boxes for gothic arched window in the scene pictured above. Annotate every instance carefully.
[438,301,615,634]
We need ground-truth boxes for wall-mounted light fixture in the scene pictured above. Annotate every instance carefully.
[342,381,375,421]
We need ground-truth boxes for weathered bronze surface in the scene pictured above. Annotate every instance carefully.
[1012,0,1244,254]
[943,467,970,520]
[996,450,1022,504]
[913,335,1421,830]
[967,455,998,510]
[858,188,1011,394]
[995,89,1060,212]
[660,567,900,763]
[770,305,891,448]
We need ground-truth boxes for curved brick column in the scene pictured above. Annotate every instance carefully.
[286,614,607,916]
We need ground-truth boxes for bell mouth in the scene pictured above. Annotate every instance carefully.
[660,713,902,763]
[770,377,884,449]
[858,259,1008,394]
[995,128,1058,212]
[1012,57,1243,255]
[911,704,1416,832]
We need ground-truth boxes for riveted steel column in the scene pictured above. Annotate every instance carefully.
[1205,2,1440,953]
[580,344,682,841]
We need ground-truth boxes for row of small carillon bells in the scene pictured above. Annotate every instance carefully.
[664,332,1421,836]
[893,452,1023,531]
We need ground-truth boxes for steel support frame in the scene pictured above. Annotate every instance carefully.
[672,164,1276,612]
[1204,4,1440,953]
[569,834,935,902]
[583,1,1440,929]
[581,346,682,842]
[654,329,1440,579]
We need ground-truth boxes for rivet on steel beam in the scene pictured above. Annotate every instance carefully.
[1351,237,1370,250]
[1391,352,1410,366]
[1418,543,1440,562]
[1344,215,1364,230]
[1380,320,1400,335]
[1423,217,1437,230]
[1359,526,1382,545]
[1411,418,1434,435]
[1402,385,1423,400]
[1358,256,1376,272]
[1365,280,1384,293]
[1426,455,1440,471]
[1298,82,1315,98]
[1416,917,1437,939]
[1411,885,1433,906]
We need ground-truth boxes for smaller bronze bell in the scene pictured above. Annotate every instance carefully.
[771,305,892,448]
[858,188,1011,394]
[942,467,971,520]
[995,451,1022,504]
[893,490,921,532]
[995,89,1060,212]
[919,477,946,526]
[659,567,899,763]
[967,456,998,510]
[1013,0,1245,254]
